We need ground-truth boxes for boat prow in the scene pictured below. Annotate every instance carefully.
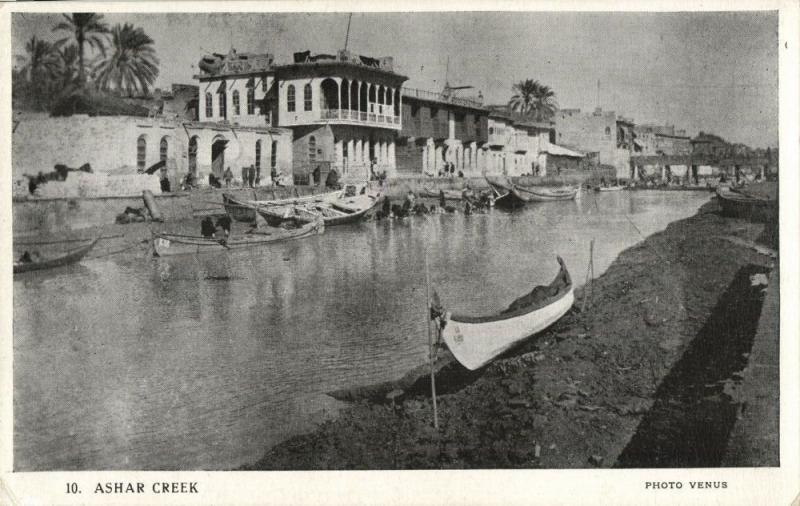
[437,256,574,370]
[13,238,99,274]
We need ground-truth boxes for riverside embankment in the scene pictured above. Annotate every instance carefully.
[246,198,778,469]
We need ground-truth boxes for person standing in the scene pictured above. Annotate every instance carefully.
[241,166,248,187]
[248,164,256,188]
[223,167,233,188]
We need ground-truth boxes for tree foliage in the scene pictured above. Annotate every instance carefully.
[94,23,160,96]
[508,79,558,122]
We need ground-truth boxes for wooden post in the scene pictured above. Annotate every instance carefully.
[581,239,595,312]
[424,251,440,430]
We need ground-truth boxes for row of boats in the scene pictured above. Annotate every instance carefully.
[485,176,581,209]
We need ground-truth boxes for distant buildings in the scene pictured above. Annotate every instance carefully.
[552,108,632,178]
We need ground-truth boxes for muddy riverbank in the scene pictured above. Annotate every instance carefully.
[244,199,778,470]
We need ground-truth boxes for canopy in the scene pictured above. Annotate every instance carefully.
[545,144,584,158]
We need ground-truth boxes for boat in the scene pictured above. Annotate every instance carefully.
[716,186,777,223]
[258,188,381,227]
[14,238,98,274]
[152,220,324,257]
[222,188,344,223]
[486,180,527,209]
[513,184,579,201]
[596,185,625,192]
[434,256,574,370]
[420,186,473,201]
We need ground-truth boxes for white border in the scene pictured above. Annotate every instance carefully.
[1,2,797,505]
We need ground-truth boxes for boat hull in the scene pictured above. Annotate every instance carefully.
[441,288,574,370]
[13,239,98,274]
[152,221,323,257]
[717,188,777,223]
[514,185,579,201]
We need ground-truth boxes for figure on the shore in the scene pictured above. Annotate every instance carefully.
[241,166,248,187]
[248,165,256,188]
[223,167,233,188]
[215,215,232,237]
[200,217,216,238]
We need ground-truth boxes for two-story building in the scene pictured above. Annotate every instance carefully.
[274,50,408,182]
[396,88,488,177]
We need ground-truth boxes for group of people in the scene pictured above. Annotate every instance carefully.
[200,215,232,239]
[437,162,464,178]
[374,186,493,220]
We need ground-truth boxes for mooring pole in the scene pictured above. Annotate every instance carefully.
[424,251,440,430]
[582,238,595,312]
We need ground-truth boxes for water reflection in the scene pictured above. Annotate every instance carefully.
[14,191,710,470]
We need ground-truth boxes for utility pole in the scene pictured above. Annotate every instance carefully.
[344,13,353,51]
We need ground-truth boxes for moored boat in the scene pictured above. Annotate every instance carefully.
[258,189,381,227]
[596,185,625,192]
[487,180,527,209]
[434,256,574,370]
[514,184,579,201]
[716,186,777,223]
[222,187,347,223]
[14,238,99,274]
[420,186,473,201]
[152,219,323,257]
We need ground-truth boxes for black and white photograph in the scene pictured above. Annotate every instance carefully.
[3,2,798,504]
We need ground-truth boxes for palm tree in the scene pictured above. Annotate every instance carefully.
[508,79,558,122]
[17,36,59,109]
[53,13,109,86]
[94,23,159,96]
[53,44,81,91]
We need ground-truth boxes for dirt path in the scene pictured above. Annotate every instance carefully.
[243,200,777,469]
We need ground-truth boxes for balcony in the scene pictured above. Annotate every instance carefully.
[402,87,484,109]
[318,109,401,129]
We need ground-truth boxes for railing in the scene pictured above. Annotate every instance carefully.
[402,87,484,109]
[318,109,401,128]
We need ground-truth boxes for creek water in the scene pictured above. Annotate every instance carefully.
[14,190,711,470]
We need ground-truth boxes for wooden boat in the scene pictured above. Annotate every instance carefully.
[258,192,381,227]
[716,187,777,223]
[596,185,625,192]
[222,188,343,223]
[152,220,323,257]
[487,180,527,209]
[420,186,473,201]
[14,238,98,274]
[435,256,574,370]
[514,184,579,201]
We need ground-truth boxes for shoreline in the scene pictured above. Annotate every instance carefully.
[243,199,778,470]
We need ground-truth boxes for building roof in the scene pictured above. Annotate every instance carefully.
[402,87,485,111]
[545,144,584,157]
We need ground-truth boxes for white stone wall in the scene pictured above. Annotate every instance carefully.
[199,75,275,125]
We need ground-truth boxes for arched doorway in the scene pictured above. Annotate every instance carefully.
[320,78,339,114]
[159,136,169,162]
[211,135,228,177]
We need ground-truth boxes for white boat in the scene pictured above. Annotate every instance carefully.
[435,257,574,370]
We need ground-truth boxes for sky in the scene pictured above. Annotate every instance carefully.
[12,11,779,148]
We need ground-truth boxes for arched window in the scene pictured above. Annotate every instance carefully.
[271,140,278,172]
[219,90,226,118]
[205,93,213,118]
[255,140,262,176]
[605,126,611,135]
[304,83,313,111]
[287,85,296,112]
[232,90,240,115]
[308,136,316,163]
[188,136,199,174]
[247,87,255,114]
[137,135,147,171]
[159,136,168,162]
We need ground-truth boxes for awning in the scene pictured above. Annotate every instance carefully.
[544,144,584,158]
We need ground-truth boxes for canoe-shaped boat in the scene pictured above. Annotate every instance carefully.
[436,256,574,370]
[596,185,625,192]
[13,238,99,274]
[514,184,579,201]
[487,181,527,209]
[222,189,344,223]
[716,187,777,223]
[152,220,323,257]
[259,193,380,227]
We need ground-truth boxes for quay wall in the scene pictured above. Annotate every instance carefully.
[12,185,324,236]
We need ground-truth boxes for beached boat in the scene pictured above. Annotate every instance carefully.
[435,256,574,370]
[222,188,344,223]
[152,220,323,257]
[420,186,473,201]
[716,186,777,223]
[259,191,381,227]
[514,184,579,201]
[14,238,98,274]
